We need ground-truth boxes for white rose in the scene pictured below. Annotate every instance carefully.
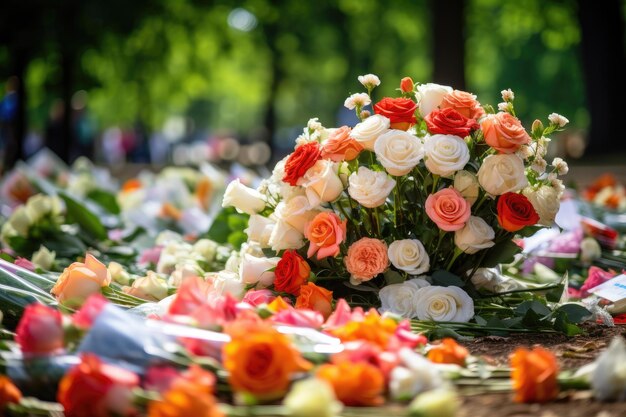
[379,281,421,318]
[409,388,460,417]
[388,239,430,275]
[8,206,31,236]
[211,270,246,299]
[347,167,395,208]
[580,237,601,264]
[453,170,479,205]
[124,271,168,301]
[107,261,130,285]
[591,337,626,401]
[299,160,344,207]
[470,267,526,292]
[222,178,266,215]
[239,253,280,287]
[268,219,305,252]
[350,114,390,150]
[167,262,203,287]
[283,378,342,417]
[390,348,444,401]
[477,154,528,196]
[414,285,474,322]
[245,215,276,247]
[225,251,241,273]
[424,134,470,177]
[192,239,218,262]
[416,83,453,117]
[522,185,560,226]
[454,216,495,254]
[374,130,424,176]
[31,245,56,271]
[25,194,63,223]
[274,196,321,233]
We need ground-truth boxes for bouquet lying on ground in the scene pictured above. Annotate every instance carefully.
[223,74,576,326]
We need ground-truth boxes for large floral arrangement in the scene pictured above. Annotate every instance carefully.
[223,75,571,322]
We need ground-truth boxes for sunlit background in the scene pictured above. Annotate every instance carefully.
[1,0,625,173]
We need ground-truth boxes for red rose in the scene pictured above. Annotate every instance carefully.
[373,97,417,130]
[72,294,108,329]
[57,354,140,417]
[425,108,479,137]
[15,303,64,355]
[400,77,414,93]
[274,250,311,296]
[283,142,322,186]
[497,192,540,232]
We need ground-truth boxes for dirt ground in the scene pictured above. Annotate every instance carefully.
[458,323,626,417]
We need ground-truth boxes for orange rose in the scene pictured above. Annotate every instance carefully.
[148,381,223,417]
[267,296,292,313]
[0,376,21,410]
[222,322,311,399]
[510,346,559,403]
[316,361,385,406]
[440,89,485,120]
[344,238,389,282]
[295,282,333,319]
[304,212,347,260]
[427,338,469,366]
[481,112,530,154]
[329,309,397,349]
[51,253,111,307]
[321,126,364,162]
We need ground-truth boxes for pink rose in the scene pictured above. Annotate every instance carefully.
[14,257,35,271]
[72,294,109,328]
[242,289,276,306]
[139,246,163,265]
[16,303,64,355]
[344,238,389,282]
[580,266,617,297]
[481,112,530,154]
[324,298,365,329]
[425,188,471,231]
[271,308,324,328]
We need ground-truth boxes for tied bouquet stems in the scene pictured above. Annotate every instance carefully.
[223,74,575,327]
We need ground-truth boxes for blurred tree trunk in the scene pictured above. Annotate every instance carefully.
[431,0,466,89]
[261,22,280,150]
[577,0,626,154]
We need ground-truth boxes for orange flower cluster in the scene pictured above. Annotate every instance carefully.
[427,338,469,366]
[510,346,559,403]
[316,361,385,406]
[222,321,311,400]
[329,309,397,349]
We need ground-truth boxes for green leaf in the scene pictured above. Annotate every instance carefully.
[59,192,107,240]
[516,225,543,238]
[227,213,249,233]
[384,270,404,285]
[555,304,591,324]
[481,239,521,268]
[515,300,552,317]
[227,231,247,248]
[431,270,465,287]
[554,311,584,336]
[87,189,120,214]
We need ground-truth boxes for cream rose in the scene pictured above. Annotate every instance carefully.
[453,170,479,205]
[388,239,430,275]
[374,130,424,176]
[31,245,56,271]
[222,179,266,215]
[470,267,525,292]
[350,114,390,150]
[477,154,528,196]
[211,270,246,299]
[424,134,470,177]
[454,216,495,254]
[25,194,63,223]
[246,215,276,247]
[522,185,560,226]
[274,195,321,233]
[299,160,344,207]
[192,239,218,262]
[268,219,305,252]
[123,271,168,302]
[239,253,280,287]
[414,285,474,322]
[379,278,430,318]
[348,167,396,208]
[416,83,453,117]
[283,378,342,417]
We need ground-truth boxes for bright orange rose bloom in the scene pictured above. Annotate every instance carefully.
[0,376,22,410]
[295,282,333,319]
[51,253,111,307]
[321,126,363,162]
[222,323,312,399]
[316,361,385,406]
[510,346,559,403]
[427,338,469,366]
[440,89,485,120]
[267,296,292,313]
[329,309,397,349]
[148,381,223,417]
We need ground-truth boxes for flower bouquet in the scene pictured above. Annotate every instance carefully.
[223,74,580,329]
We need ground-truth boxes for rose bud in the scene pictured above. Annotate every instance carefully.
[15,303,64,355]
[400,77,414,93]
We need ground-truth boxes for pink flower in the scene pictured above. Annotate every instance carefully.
[138,246,163,265]
[388,320,428,351]
[14,257,35,271]
[344,238,389,282]
[107,229,124,241]
[331,341,400,379]
[271,308,324,328]
[305,212,347,260]
[72,294,109,328]
[167,276,212,316]
[191,293,240,328]
[242,289,276,306]
[425,188,471,231]
[16,303,64,355]
[580,266,617,297]
[324,299,365,329]
[144,365,180,393]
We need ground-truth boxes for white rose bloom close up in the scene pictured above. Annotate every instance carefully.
[522,185,560,226]
[274,195,322,233]
[222,179,266,215]
[350,114,390,150]
[374,130,424,176]
[245,215,276,247]
[211,270,246,299]
[268,219,305,252]
[477,154,528,196]
[299,159,344,207]
[416,83,453,117]
[414,285,474,322]
[348,166,396,208]
[124,271,168,301]
[454,216,495,254]
[31,245,56,270]
[591,337,626,401]
[388,239,430,275]
[379,281,421,318]
[470,267,526,292]
[453,170,480,205]
[424,134,470,177]
[239,253,280,287]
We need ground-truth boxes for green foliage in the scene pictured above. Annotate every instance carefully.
[206,207,249,246]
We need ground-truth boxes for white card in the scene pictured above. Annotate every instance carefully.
[589,274,626,302]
